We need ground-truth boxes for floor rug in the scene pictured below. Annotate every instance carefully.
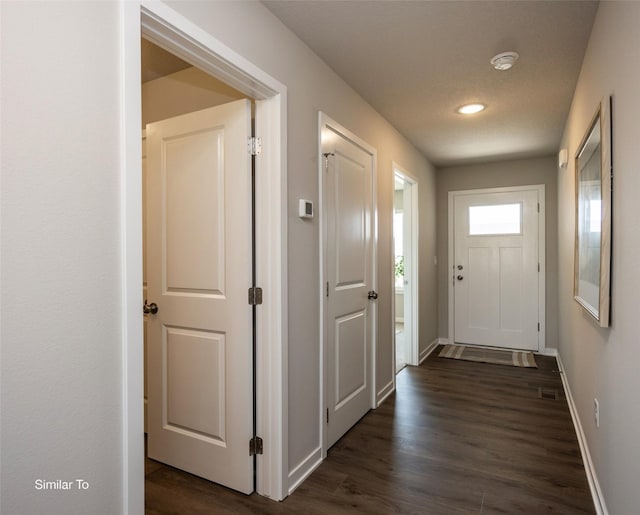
[438,344,537,368]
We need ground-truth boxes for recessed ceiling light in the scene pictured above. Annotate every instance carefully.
[457,103,486,115]
[490,51,519,71]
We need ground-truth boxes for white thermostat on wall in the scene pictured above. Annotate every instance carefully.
[298,199,314,219]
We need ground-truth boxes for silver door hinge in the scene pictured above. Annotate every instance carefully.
[248,136,262,156]
[326,282,329,297]
[248,287,263,305]
[538,323,540,332]
[538,263,540,272]
[537,203,540,213]
[326,408,329,424]
[249,436,263,456]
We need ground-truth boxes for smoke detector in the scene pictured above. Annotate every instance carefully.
[490,51,519,71]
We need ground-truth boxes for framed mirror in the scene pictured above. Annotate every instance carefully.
[574,96,612,327]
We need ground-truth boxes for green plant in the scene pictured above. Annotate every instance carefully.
[395,255,405,278]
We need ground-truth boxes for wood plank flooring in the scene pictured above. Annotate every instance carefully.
[146,346,595,514]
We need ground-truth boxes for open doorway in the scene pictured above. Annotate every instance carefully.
[393,167,419,372]
[141,40,250,435]
[141,40,257,493]
[122,4,288,507]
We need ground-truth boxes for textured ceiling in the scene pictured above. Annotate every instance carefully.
[263,0,598,167]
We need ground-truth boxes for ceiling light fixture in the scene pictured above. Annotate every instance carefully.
[490,51,519,71]
[457,103,486,115]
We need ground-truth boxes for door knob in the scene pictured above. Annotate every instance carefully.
[367,290,379,300]
[457,265,463,270]
[457,275,464,281]
[143,300,158,315]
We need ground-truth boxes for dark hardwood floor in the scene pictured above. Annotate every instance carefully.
[146,346,595,514]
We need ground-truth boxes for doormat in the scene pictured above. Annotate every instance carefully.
[438,344,537,368]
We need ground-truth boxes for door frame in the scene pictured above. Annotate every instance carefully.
[318,112,377,458]
[121,1,288,510]
[447,185,546,353]
[391,164,419,370]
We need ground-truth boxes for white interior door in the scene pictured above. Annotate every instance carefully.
[453,189,540,351]
[142,134,148,433]
[322,119,376,449]
[146,99,254,493]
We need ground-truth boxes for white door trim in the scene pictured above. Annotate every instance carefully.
[121,2,288,511]
[447,185,545,353]
[318,112,377,458]
[392,164,419,373]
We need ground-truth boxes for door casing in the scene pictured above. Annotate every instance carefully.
[392,164,419,372]
[121,1,288,510]
[447,185,546,353]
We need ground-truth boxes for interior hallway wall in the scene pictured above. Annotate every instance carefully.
[557,2,640,512]
[1,1,439,511]
[1,2,124,514]
[435,156,559,348]
[165,0,438,487]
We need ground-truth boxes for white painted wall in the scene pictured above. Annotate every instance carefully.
[1,0,438,510]
[1,2,124,513]
[557,2,640,512]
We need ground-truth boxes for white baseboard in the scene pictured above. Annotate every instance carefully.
[556,353,608,515]
[287,446,322,496]
[539,347,558,357]
[419,338,444,364]
[377,379,395,406]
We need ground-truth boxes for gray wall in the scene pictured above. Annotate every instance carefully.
[1,1,438,511]
[1,2,123,513]
[436,157,559,348]
[165,1,439,482]
[557,2,640,512]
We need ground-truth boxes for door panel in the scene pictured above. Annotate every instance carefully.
[335,311,367,409]
[467,247,490,329]
[335,155,367,288]
[500,247,523,331]
[164,128,225,293]
[165,327,226,441]
[146,99,253,494]
[323,123,375,449]
[454,190,539,351]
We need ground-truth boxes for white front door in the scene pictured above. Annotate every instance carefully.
[322,116,376,449]
[146,100,254,493]
[452,188,542,351]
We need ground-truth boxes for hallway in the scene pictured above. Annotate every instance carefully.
[146,348,594,514]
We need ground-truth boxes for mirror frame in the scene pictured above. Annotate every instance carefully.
[574,96,612,327]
